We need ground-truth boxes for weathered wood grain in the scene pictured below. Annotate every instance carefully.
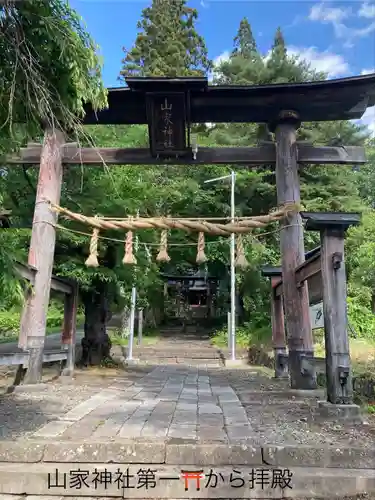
[270,276,288,378]
[320,228,353,404]
[14,262,73,295]
[22,127,65,384]
[274,253,322,297]
[275,122,316,390]
[7,143,367,166]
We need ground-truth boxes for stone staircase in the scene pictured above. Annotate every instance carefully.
[132,325,225,367]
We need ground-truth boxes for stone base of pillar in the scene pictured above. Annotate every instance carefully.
[61,367,74,377]
[316,401,362,424]
[289,350,317,390]
[274,347,289,378]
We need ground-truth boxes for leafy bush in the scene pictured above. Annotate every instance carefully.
[210,322,271,349]
[0,308,84,342]
[346,283,375,339]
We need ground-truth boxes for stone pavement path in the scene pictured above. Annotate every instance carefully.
[30,365,249,442]
[0,363,371,447]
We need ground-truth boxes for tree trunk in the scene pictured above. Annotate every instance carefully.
[81,285,112,366]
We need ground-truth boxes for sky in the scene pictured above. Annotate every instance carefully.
[70,0,375,134]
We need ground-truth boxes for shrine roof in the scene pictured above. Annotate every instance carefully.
[301,211,361,231]
[82,74,375,125]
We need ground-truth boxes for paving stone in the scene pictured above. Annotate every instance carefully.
[152,401,176,412]
[91,419,124,438]
[198,404,222,414]
[118,421,144,438]
[59,417,103,439]
[0,442,45,463]
[59,392,118,422]
[32,420,74,438]
[224,415,249,425]
[166,443,232,465]
[198,415,225,427]
[198,395,217,402]
[226,424,253,441]
[175,403,197,411]
[168,425,197,440]
[218,395,240,403]
[197,426,227,442]
[43,442,165,463]
[141,425,168,438]
[329,447,375,469]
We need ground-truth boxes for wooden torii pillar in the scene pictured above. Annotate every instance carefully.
[21,127,65,384]
[261,266,288,378]
[269,111,316,390]
[302,212,361,404]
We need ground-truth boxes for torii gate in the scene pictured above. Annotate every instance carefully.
[9,74,375,393]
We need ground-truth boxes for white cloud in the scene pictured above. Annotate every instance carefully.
[213,51,230,67]
[287,46,350,77]
[308,2,375,43]
[359,2,375,18]
[359,106,375,137]
[361,68,375,75]
[208,51,230,82]
[309,3,351,23]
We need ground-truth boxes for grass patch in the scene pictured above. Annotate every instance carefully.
[314,330,375,375]
[210,324,272,351]
[109,326,160,347]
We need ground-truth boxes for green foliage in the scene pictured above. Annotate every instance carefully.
[346,208,375,338]
[0,307,84,342]
[119,0,212,79]
[211,322,271,349]
[347,296,375,339]
[232,17,258,61]
[0,0,107,155]
[0,229,29,310]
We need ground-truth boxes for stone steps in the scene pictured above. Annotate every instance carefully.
[0,462,374,498]
[2,440,375,469]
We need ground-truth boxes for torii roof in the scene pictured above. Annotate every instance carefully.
[82,74,375,125]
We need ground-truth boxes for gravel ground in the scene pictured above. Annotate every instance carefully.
[0,365,154,440]
[209,367,375,448]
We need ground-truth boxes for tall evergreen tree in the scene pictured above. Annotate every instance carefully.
[119,0,212,79]
[271,27,287,59]
[215,18,264,85]
[232,17,257,59]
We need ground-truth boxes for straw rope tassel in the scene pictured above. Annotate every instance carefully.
[235,234,248,269]
[196,231,207,264]
[85,228,100,267]
[123,231,137,265]
[156,230,171,262]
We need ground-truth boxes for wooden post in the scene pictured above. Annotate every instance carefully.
[19,287,32,350]
[22,127,65,384]
[137,308,143,345]
[61,285,78,376]
[272,112,316,389]
[302,212,361,404]
[321,228,352,403]
[270,276,288,378]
